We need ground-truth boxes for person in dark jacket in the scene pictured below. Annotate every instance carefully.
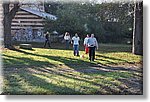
[44,32,51,48]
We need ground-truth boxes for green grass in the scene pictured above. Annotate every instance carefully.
[1,43,143,95]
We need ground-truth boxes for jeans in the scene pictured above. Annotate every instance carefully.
[65,40,69,49]
[89,46,96,61]
[44,39,51,47]
[73,45,79,56]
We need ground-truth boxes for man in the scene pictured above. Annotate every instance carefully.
[87,34,98,61]
[72,33,80,56]
[44,32,51,48]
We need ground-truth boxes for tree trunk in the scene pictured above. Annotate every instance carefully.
[3,4,11,48]
[132,1,143,55]
[3,3,19,49]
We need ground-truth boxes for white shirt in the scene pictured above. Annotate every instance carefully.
[72,36,80,45]
[64,35,70,40]
[84,37,89,45]
[87,37,98,48]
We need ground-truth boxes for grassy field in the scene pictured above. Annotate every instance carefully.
[1,43,143,95]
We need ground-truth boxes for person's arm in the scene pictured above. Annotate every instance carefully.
[69,35,71,40]
[78,37,80,45]
[71,37,74,44]
[64,35,66,40]
[95,38,98,50]
[68,35,71,42]
[87,38,90,47]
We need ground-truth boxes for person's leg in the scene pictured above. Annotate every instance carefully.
[44,40,47,47]
[85,46,86,53]
[73,45,76,56]
[76,45,79,56]
[92,47,96,61]
[89,47,92,61]
[85,46,89,54]
[67,40,69,49]
[90,47,94,61]
[65,40,68,49]
[48,40,51,47]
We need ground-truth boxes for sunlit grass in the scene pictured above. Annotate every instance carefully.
[1,43,143,95]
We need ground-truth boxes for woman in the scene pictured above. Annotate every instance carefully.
[64,32,71,49]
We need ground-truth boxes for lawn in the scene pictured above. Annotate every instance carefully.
[1,43,143,95]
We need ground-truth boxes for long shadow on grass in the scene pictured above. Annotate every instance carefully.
[9,48,142,73]
[26,68,123,95]
[3,49,142,95]
[3,54,56,68]
[19,73,82,95]
[3,70,82,95]
[96,54,132,64]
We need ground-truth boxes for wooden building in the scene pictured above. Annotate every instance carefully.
[11,7,57,42]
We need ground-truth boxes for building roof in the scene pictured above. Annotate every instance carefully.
[20,7,57,20]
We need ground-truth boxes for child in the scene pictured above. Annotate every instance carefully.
[84,34,89,54]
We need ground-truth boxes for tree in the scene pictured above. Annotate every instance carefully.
[3,2,19,49]
[132,1,143,55]
[44,1,61,15]
[44,1,135,43]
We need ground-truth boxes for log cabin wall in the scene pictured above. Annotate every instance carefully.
[11,8,45,42]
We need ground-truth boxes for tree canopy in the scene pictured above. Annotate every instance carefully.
[44,1,135,43]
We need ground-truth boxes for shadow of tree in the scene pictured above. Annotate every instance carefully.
[3,54,56,68]
[3,72,82,95]
[2,49,142,95]
[96,54,130,64]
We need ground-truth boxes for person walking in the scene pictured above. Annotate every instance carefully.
[72,33,80,56]
[44,32,51,48]
[64,32,71,49]
[84,34,89,54]
[87,34,98,61]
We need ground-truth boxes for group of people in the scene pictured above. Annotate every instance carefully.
[64,32,98,62]
[44,31,98,61]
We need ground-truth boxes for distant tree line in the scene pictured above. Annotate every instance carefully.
[44,1,134,44]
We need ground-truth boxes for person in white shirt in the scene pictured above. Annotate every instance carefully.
[84,34,89,54]
[87,34,98,61]
[64,32,71,49]
[72,33,80,56]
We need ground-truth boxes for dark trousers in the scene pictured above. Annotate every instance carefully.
[73,45,79,56]
[65,40,69,49]
[89,46,96,61]
[44,40,51,47]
